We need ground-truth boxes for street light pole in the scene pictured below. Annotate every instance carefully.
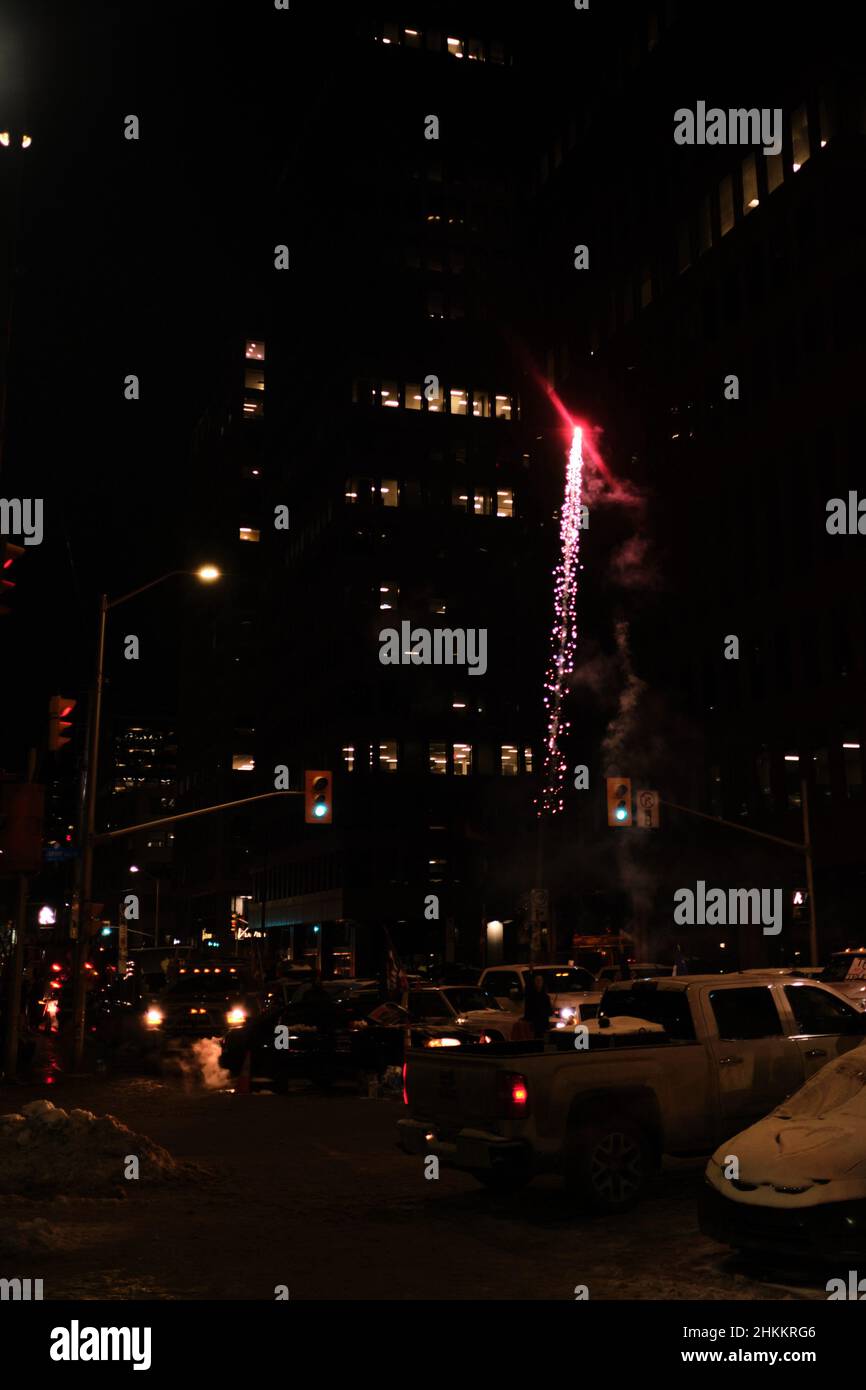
[69,567,221,1070]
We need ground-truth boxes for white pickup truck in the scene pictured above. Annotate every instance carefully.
[398,974,866,1213]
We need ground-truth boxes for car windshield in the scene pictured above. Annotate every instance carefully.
[443,988,500,1013]
[821,955,866,983]
[533,968,595,994]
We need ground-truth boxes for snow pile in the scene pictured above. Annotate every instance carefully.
[0,1100,190,1196]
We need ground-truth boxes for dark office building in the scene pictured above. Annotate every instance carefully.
[529,0,866,965]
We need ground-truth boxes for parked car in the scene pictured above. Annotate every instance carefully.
[398,974,866,1211]
[405,986,519,1040]
[478,964,601,1026]
[699,1040,866,1261]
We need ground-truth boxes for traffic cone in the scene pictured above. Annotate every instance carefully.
[236,1049,252,1095]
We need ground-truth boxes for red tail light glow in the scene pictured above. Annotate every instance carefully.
[511,1079,528,1107]
[402,1061,408,1106]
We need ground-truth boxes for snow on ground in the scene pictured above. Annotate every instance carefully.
[0,1099,199,1196]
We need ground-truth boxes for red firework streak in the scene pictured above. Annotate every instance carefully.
[540,422,585,815]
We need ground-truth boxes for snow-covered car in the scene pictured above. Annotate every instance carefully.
[700,1040,866,1260]
[478,964,601,1027]
[406,986,520,1040]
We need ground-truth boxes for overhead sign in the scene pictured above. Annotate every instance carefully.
[636,790,660,829]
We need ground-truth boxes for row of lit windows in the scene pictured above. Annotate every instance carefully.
[342,743,534,775]
[353,379,518,419]
[603,102,831,337]
[344,478,514,518]
[377,24,506,64]
[244,340,266,419]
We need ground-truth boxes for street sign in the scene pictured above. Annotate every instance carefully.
[636,790,660,829]
[44,845,79,862]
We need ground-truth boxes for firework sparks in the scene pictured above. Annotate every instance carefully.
[539,424,584,816]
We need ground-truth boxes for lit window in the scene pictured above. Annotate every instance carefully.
[426,382,444,413]
[378,740,399,772]
[791,105,810,171]
[450,388,468,416]
[378,581,399,610]
[245,341,265,361]
[697,195,712,255]
[244,367,265,392]
[843,741,863,800]
[818,95,831,148]
[719,175,734,236]
[501,745,519,776]
[406,382,423,411]
[404,26,421,48]
[741,154,759,212]
[494,393,512,420]
[472,389,490,418]
[474,489,494,516]
[379,479,399,507]
[342,745,355,772]
[380,380,400,407]
[447,36,464,58]
[496,489,514,518]
[243,398,263,419]
[766,152,783,193]
[453,743,472,775]
[239,527,260,542]
[467,37,485,60]
[232,754,255,772]
[523,746,533,774]
[429,742,448,774]
[452,487,471,512]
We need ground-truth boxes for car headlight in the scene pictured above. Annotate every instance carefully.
[226,1007,247,1026]
[559,1006,576,1020]
[145,1008,163,1028]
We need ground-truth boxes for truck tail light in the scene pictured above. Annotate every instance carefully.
[402,1060,408,1106]
[498,1071,529,1116]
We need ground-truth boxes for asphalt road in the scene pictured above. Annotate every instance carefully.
[0,1070,836,1301]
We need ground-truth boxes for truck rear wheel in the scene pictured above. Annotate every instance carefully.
[564,1116,651,1214]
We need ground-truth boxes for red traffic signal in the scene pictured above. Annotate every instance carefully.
[48,695,77,751]
[304,770,333,824]
[0,541,24,616]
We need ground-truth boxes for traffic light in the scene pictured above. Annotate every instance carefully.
[0,541,24,616]
[48,695,76,751]
[606,777,632,827]
[304,770,333,824]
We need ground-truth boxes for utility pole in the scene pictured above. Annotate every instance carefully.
[70,593,107,1071]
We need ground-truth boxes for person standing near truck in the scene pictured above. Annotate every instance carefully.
[523,973,552,1039]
